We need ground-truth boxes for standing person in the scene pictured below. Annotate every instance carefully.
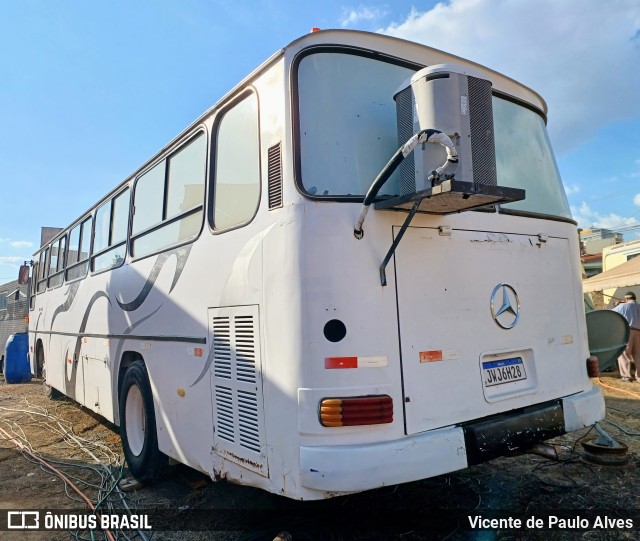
[613,291,640,382]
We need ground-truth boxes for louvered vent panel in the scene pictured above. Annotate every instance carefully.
[209,305,267,477]
[468,76,497,186]
[213,316,232,379]
[215,386,235,443]
[395,86,416,195]
[267,143,283,209]
[237,389,261,452]
[235,315,256,384]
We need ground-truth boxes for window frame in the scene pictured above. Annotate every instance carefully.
[490,91,575,225]
[207,88,262,235]
[90,186,131,275]
[291,46,422,203]
[36,247,49,294]
[130,128,208,262]
[47,234,67,289]
[291,46,575,226]
[65,215,93,283]
[29,261,38,309]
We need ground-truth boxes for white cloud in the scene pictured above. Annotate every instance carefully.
[571,201,640,230]
[634,193,640,206]
[379,0,640,154]
[564,184,580,197]
[9,240,34,248]
[341,5,388,28]
[0,256,24,282]
[0,257,24,283]
[0,256,23,264]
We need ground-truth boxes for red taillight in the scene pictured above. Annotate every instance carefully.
[319,395,393,427]
[587,356,599,378]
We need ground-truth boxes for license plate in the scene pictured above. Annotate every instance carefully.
[482,357,527,387]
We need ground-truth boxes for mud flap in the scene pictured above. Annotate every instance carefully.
[462,400,564,465]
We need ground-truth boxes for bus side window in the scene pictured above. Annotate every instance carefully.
[91,188,130,273]
[66,216,93,282]
[36,247,49,293]
[211,92,260,231]
[48,243,58,282]
[29,262,38,309]
[48,235,67,288]
[131,132,206,258]
[67,223,81,268]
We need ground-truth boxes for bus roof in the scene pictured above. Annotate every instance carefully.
[285,29,547,114]
[35,29,548,254]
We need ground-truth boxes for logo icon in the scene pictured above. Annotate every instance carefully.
[490,283,520,329]
[7,511,40,529]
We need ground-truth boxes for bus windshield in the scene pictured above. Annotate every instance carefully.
[296,50,571,220]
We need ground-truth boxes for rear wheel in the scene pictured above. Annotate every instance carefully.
[38,344,62,400]
[119,361,168,481]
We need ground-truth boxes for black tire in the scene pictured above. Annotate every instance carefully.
[119,361,168,481]
[44,380,63,400]
[36,343,44,378]
[38,344,62,400]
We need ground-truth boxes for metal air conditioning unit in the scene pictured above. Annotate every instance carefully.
[394,64,497,194]
[354,65,527,285]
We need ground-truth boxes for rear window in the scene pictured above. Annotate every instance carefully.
[296,50,571,220]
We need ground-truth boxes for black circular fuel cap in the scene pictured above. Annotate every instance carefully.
[323,319,347,343]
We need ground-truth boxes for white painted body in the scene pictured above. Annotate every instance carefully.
[30,30,604,500]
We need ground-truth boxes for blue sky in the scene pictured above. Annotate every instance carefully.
[1,0,639,281]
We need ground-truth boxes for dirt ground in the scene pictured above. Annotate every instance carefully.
[1,371,639,541]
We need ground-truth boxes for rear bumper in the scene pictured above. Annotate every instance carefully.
[300,425,468,492]
[300,386,604,493]
[562,384,605,432]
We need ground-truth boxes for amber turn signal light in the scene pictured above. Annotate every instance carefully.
[319,395,393,427]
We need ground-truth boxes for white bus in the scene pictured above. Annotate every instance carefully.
[28,29,604,500]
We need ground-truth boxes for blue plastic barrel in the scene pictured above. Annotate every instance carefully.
[4,333,32,384]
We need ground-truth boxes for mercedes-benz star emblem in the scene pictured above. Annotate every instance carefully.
[490,283,520,329]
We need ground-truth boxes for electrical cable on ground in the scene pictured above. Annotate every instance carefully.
[0,424,117,541]
[597,378,640,400]
[602,419,640,437]
[595,378,640,437]
[0,402,150,541]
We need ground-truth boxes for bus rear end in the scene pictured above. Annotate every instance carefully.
[288,31,604,499]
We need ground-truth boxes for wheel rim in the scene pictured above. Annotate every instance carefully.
[125,385,146,456]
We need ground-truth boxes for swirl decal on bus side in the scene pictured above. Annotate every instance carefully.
[189,346,215,388]
[113,304,163,376]
[51,282,80,328]
[116,245,192,312]
[64,291,110,399]
[33,312,42,333]
[32,312,43,358]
